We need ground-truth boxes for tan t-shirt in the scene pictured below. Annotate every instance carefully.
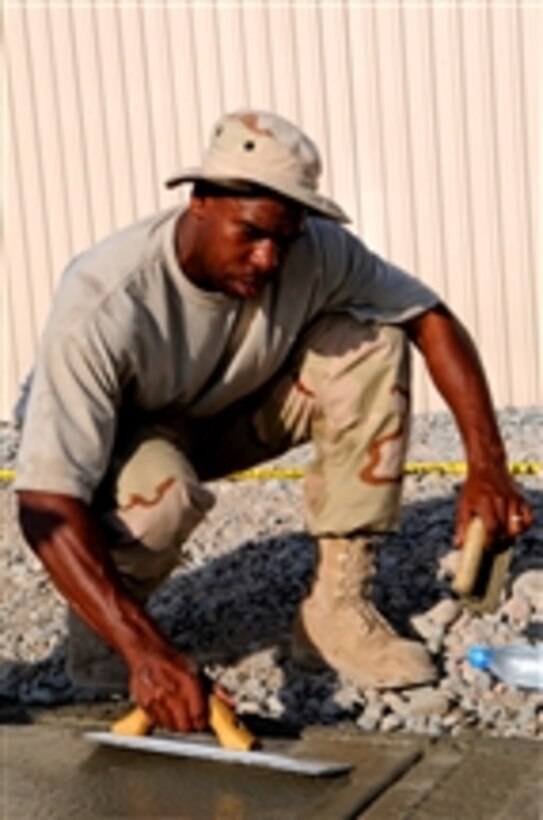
[16,207,439,501]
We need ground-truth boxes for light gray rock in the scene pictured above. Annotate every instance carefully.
[449,610,475,634]
[404,687,451,718]
[381,712,403,732]
[437,550,460,580]
[381,691,409,715]
[428,598,462,627]
[356,698,384,732]
[410,610,446,652]
[442,707,463,728]
[512,571,543,613]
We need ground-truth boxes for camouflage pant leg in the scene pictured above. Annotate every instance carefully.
[193,315,410,536]
[295,316,411,535]
[96,435,215,599]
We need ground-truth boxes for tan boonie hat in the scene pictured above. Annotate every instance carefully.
[165,110,350,223]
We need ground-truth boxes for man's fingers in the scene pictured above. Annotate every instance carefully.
[130,666,207,733]
[454,500,471,547]
[190,707,208,732]
[507,508,524,537]
[506,501,533,537]
[454,521,466,549]
[213,683,236,708]
[161,697,202,733]
[180,680,208,731]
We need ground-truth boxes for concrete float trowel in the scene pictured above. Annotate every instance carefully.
[86,692,352,777]
[452,516,513,614]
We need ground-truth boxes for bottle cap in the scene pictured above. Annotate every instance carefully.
[467,645,492,670]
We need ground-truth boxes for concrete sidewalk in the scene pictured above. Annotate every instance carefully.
[1,704,541,819]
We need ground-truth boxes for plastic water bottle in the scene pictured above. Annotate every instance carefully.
[467,644,543,689]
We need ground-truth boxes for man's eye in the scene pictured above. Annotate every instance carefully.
[242,226,259,240]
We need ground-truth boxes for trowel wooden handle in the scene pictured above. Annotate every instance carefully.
[111,694,257,751]
[452,516,487,596]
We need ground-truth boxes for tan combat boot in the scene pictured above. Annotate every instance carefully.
[292,537,436,689]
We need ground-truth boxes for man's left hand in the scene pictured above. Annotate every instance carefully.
[455,466,533,548]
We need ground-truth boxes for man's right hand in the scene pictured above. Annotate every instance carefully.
[17,491,209,734]
[128,649,208,733]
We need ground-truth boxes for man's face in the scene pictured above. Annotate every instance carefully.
[187,194,306,299]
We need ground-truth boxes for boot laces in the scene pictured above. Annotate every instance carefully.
[336,540,396,635]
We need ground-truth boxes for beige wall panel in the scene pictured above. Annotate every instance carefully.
[215,5,250,108]
[69,6,117,239]
[139,6,180,202]
[240,7,275,107]
[266,5,301,121]
[6,6,56,330]
[518,7,542,392]
[48,8,95,251]
[6,78,39,377]
[117,7,162,215]
[164,6,205,171]
[189,6,225,135]
[23,8,72,279]
[490,6,539,404]
[89,7,136,229]
[371,5,418,270]
[319,6,360,211]
[460,7,510,403]
[368,4,431,410]
[4,0,541,421]
[397,5,445,412]
[429,6,478,334]
[289,6,326,162]
[345,7,388,246]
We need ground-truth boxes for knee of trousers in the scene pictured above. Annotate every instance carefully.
[301,319,411,427]
[99,437,215,585]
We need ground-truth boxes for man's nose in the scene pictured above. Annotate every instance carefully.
[251,239,279,272]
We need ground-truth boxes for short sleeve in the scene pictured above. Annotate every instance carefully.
[15,320,125,503]
[316,222,441,323]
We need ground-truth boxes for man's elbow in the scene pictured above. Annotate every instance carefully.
[403,302,457,348]
[17,490,80,553]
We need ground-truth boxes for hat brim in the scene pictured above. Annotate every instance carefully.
[164,169,350,224]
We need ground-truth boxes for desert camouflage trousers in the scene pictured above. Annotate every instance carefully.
[96,315,411,597]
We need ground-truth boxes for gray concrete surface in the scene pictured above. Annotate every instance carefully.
[1,706,542,819]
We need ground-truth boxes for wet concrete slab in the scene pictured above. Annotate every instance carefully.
[2,724,334,818]
[1,708,541,820]
[362,736,543,820]
[1,715,423,820]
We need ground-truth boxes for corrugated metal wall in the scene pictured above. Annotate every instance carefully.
[4,0,541,419]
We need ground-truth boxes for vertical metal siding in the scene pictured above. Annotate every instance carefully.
[4,0,541,419]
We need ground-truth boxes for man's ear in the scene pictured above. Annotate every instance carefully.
[188,194,206,219]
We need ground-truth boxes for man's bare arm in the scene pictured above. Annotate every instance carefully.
[17,490,207,731]
[403,304,533,545]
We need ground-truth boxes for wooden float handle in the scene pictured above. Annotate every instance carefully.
[452,516,487,596]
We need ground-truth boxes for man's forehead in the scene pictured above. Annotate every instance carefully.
[223,194,306,229]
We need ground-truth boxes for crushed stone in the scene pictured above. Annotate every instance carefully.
[1,408,542,738]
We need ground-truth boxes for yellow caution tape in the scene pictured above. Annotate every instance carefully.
[229,462,542,480]
[1,463,541,485]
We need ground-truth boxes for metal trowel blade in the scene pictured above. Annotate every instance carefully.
[85,731,352,777]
